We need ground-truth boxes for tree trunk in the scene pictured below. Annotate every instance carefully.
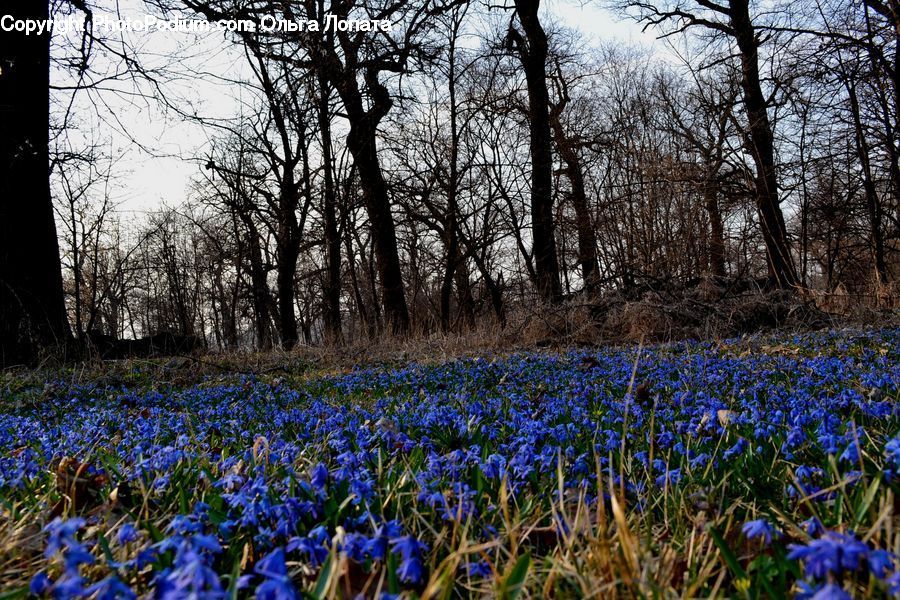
[549,114,600,294]
[441,27,463,331]
[848,82,889,284]
[704,184,728,278]
[512,0,563,303]
[337,69,410,335]
[0,0,71,365]
[238,212,272,349]
[276,180,300,349]
[730,0,799,289]
[317,72,343,343]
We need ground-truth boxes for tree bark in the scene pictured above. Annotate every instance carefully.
[441,20,464,331]
[0,0,71,365]
[238,210,272,349]
[848,82,889,284]
[275,177,300,348]
[704,184,728,278]
[511,0,563,303]
[336,69,410,334]
[317,72,343,343]
[729,0,799,288]
[549,111,601,294]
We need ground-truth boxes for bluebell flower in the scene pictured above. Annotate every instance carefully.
[806,583,850,600]
[722,438,748,460]
[52,570,88,598]
[116,523,141,545]
[839,443,859,464]
[801,517,825,537]
[742,519,778,545]
[84,575,137,600]
[364,521,403,561]
[788,532,870,579]
[390,536,428,585]
[256,547,290,579]
[255,548,297,600]
[465,560,493,578]
[341,533,370,563]
[884,437,900,467]
[287,526,329,567]
[655,468,681,488]
[29,572,52,596]
[43,517,86,559]
[310,463,328,492]
[887,570,900,595]
[867,549,895,579]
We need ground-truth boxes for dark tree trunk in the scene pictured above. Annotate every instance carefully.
[239,212,272,349]
[345,125,410,334]
[549,113,600,294]
[336,71,410,335]
[276,181,300,349]
[848,82,890,284]
[511,0,562,303]
[441,29,463,331]
[317,72,343,343]
[704,185,728,278]
[860,0,900,228]
[0,0,71,365]
[301,0,408,334]
[729,0,799,289]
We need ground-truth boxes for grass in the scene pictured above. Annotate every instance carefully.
[0,327,898,598]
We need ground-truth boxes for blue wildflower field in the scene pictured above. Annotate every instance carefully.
[1,328,899,598]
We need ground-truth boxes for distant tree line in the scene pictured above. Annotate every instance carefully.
[0,0,897,361]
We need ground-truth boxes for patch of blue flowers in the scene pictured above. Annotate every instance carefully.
[1,328,898,597]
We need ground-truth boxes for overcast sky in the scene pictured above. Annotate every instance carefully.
[54,1,662,216]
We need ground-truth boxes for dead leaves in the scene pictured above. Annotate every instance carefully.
[49,457,115,518]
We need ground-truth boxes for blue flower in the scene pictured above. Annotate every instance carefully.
[256,547,289,579]
[465,560,493,578]
[43,517,86,559]
[29,572,52,596]
[157,548,225,598]
[310,463,328,492]
[84,575,137,600]
[807,583,850,600]
[723,438,748,460]
[887,570,900,595]
[742,519,778,545]
[801,517,825,537]
[390,536,428,585]
[884,437,900,467]
[286,527,329,567]
[655,468,681,488]
[116,523,141,545]
[255,548,297,600]
[788,532,870,579]
[867,549,895,579]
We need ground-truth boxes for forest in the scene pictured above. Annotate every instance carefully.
[2,0,898,362]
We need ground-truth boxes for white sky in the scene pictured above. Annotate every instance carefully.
[56,1,662,215]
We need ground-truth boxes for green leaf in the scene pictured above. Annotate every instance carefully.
[499,552,531,600]
[709,527,747,578]
[387,551,401,594]
[0,587,29,600]
[854,477,881,524]
[312,552,334,599]
[226,554,242,600]
[97,532,116,565]
[709,526,781,600]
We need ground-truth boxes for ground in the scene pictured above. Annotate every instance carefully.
[1,328,899,598]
